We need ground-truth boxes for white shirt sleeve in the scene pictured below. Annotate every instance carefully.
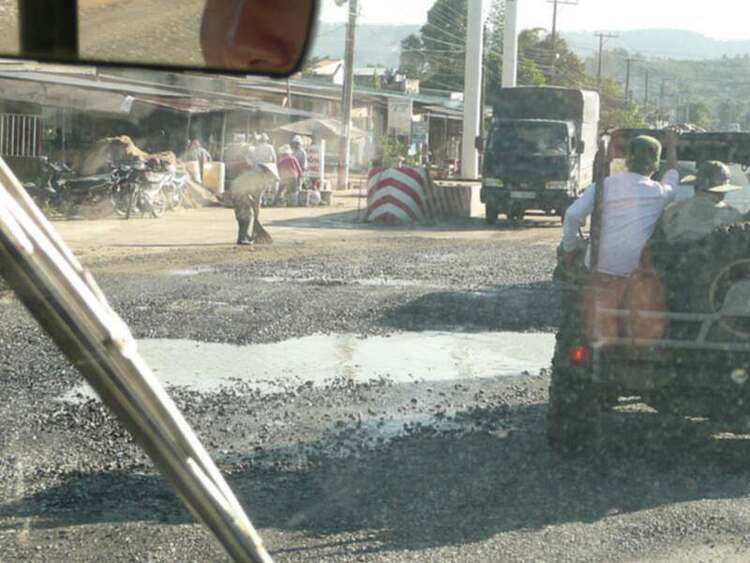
[661,169,679,202]
[562,183,596,252]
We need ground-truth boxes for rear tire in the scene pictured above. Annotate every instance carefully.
[659,223,750,338]
[547,287,599,454]
[548,360,599,454]
[150,190,166,218]
[485,203,498,225]
[509,206,525,223]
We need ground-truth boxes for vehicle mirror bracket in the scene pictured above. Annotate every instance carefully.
[19,0,79,60]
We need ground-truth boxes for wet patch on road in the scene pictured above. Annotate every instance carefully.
[61,331,555,402]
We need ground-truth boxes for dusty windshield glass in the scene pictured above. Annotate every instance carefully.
[3,0,750,562]
[492,121,569,155]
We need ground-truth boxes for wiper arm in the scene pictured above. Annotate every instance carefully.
[0,157,273,563]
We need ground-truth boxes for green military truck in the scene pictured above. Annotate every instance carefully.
[481,87,600,223]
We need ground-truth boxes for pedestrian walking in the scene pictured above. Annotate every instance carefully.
[277,145,304,206]
[185,139,212,181]
[253,133,279,206]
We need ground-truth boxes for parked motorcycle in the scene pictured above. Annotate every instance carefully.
[126,159,168,219]
[110,160,140,218]
[25,158,115,218]
[161,162,190,211]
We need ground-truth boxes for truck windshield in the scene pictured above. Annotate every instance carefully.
[491,122,569,156]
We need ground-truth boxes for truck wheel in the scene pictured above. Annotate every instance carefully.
[509,207,525,223]
[485,203,499,225]
[547,360,599,454]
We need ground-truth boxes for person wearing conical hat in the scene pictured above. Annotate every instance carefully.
[659,160,744,245]
[231,161,279,245]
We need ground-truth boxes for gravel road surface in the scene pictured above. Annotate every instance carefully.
[2,202,750,562]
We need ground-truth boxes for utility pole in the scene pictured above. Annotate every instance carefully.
[644,69,650,111]
[337,0,358,191]
[595,31,619,91]
[659,78,668,125]
[625,58,634,104]
[548,0,578,84]
[502,0,519,87]
[461,0,485,179]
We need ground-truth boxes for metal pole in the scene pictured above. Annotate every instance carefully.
[337,0,358,190]
[502,0,518,88]
[659,78,668,125]
[595,31,619,92]
[548,0,578,84]
[461,0,485,179]
[625,58,633,104]
[219,113,227,162]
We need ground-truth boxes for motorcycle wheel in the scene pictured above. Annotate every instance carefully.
[125,190,138,220]
[112,190,130,218]
[150,190,167,218]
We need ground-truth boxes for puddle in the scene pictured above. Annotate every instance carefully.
[169,267,214,277]
[61,331,554,402]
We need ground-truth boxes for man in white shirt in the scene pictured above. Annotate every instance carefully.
[561,133,680,340]
[253,133,277,164]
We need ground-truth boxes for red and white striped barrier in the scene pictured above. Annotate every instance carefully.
[366,167,429,224]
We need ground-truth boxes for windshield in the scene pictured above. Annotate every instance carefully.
[4,1,750,563]
[490,121,570,156]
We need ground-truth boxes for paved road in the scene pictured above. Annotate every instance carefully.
[2,203,750,562]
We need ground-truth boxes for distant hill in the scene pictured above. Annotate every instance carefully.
[562,29,750,60]
[310,22,420,68]
[311,24,750,69]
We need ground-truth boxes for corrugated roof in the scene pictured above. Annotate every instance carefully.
[0,71,189,98]
[239,77,474,112]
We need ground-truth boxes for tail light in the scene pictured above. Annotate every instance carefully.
[569,345,590,366]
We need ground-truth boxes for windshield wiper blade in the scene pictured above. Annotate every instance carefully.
[0,157,273,563]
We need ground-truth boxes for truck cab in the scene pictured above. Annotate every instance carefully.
[481,87,600,224]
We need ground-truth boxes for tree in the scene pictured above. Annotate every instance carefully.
[400,34,425,79]
[399,0,468,91]
[598,79,646,130]
[399,0,548,93]
[686,101,716,130]
[398,0,645,131]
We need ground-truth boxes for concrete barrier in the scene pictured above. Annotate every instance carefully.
[428,180,483,220]
[366,167,483,224]
[366,167,428,224]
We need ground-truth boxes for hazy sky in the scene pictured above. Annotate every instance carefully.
[320,0,750,41]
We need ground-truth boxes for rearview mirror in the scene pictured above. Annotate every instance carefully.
[14,0,319,76]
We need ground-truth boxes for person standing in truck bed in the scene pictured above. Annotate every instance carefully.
[560,132,680,340]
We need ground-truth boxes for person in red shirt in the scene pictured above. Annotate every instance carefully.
[277,145,304,206]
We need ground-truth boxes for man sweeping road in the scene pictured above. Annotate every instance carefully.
[232,161,278,246]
